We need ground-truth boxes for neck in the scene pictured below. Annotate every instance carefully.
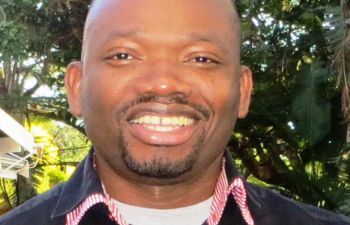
[96,156,222,209]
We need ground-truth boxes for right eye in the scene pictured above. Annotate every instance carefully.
[109,52,134,61]
[191,56,218,64]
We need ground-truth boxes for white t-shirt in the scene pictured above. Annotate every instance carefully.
[111,197,213,225]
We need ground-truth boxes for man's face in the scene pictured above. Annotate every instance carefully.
[66,0,252,184]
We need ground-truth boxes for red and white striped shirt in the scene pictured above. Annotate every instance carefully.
[66,159,254,225]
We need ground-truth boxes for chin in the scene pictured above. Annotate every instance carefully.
[122,144,198,178]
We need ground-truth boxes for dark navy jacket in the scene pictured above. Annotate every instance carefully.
[1,151,349,225]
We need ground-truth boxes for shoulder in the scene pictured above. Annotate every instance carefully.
[0,183,65,225]
[245,183,350,225]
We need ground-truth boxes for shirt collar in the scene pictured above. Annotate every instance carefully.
[206,151,254,225]
[51,149,254,225]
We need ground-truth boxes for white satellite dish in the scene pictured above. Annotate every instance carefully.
[0,108,35,179]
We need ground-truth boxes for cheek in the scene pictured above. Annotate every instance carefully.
[201,76,239,117]
[80,73,121,130]
[201,76,240,141]
[194,78,240,164]
[81,69,130,115]
[82,79,110,115]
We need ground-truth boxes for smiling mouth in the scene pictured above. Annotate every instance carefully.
[130,115,195,132]
[126,112,200,146]
[123,101,207,146]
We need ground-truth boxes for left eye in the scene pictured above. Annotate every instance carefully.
[192,56,214,63]
[188,56,219,64]
[111,53,134,60]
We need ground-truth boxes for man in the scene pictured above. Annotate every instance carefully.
[1,0,349,224]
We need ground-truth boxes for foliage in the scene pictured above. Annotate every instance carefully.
[29,117,90,193]
[0,116,90,214]
[232,0,350,215]
[0,179,16,215]
[322,2,350,122]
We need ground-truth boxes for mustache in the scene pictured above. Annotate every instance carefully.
[120,94,211,120]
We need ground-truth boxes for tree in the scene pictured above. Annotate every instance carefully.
[233,0,350,215]
[0,0,52,206]
[0,116,90,214]
[0,0,88,208]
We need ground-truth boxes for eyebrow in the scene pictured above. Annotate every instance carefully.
[106,30,229,53]
[186,32,229,54]
[107,30,145,39]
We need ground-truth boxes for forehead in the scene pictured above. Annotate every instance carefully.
[88,0,236,22]
[84,0,239,53]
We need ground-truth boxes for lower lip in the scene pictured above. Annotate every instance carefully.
[128,123,197,146]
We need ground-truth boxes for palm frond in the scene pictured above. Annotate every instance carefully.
[322,3,350,121]
[0,179,16,215]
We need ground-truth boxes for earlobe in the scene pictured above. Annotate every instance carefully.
[238,66,253,118]
[65,61,83,117]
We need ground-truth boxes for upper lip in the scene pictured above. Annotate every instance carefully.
[124,103,207,122]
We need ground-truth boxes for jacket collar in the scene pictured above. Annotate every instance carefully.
[51,149,102,218]
[51,149,244,219]
[223,150,242,184]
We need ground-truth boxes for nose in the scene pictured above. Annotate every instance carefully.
[133,60,192,98]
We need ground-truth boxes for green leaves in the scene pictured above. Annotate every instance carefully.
[322,6,345,55]
[321,4,350,123]
[292,62,331,147]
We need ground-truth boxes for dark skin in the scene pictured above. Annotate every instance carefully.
[65,0,252,209]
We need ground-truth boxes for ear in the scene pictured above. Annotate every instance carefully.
[238,65,253,118]
[65,61,83,117]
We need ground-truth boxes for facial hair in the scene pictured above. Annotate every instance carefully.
[102,93,210,182]
[119,130,206,179]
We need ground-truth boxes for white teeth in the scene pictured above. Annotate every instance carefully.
[143,116,150,124]
[131,116,194,127]
[151,116,161,124]
[171,117,178,125]
[162,117,172,125]
[145,125,180,132]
